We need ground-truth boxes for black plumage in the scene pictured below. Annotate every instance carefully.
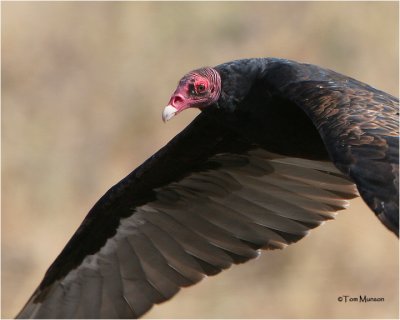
[17,58,399,319]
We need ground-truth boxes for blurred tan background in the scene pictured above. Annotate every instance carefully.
[2,2,399,319]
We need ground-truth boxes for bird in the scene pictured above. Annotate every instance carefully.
[17,58,398,319]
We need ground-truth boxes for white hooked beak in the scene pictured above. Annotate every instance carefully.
[162,105,178,122]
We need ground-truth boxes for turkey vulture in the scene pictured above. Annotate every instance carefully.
[17,58,398,318]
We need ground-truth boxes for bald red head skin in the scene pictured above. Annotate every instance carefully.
[163,67,221,122]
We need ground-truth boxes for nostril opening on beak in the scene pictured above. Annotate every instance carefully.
[173,95,184,105]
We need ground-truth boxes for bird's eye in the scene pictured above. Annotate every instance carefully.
[195,82,207,94]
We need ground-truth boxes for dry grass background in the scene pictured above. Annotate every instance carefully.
[2,2,399,319]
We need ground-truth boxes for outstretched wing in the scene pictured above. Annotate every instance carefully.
[17,111,358,319]
[262,60,399,235]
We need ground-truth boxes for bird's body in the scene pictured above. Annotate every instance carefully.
[17,58,398,319]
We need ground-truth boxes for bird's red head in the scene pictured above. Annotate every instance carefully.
[162,67,221,122]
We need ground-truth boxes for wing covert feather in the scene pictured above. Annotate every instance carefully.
[259,60,399,235]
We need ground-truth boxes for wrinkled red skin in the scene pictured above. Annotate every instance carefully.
[167,67,221,114]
